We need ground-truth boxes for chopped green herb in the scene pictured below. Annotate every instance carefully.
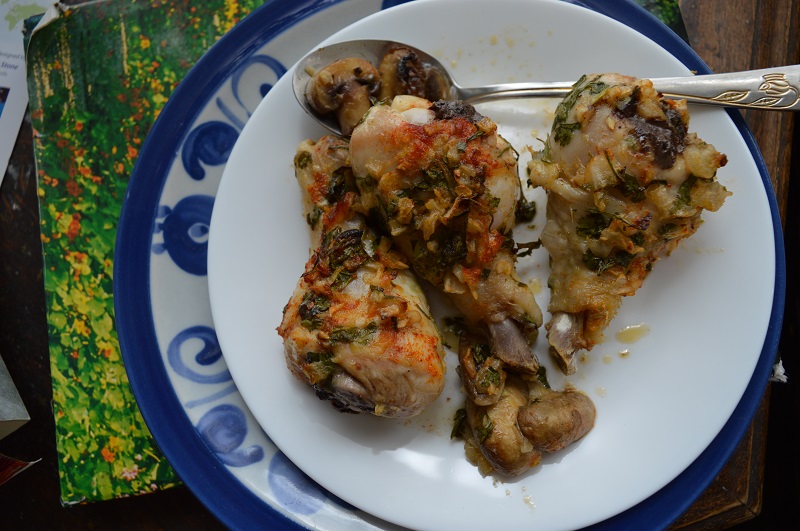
[443,316,467,337]
[326,228,369,271]
[606,152,646,202]
[553,122,582,147]
[306,351,334,367]
[471,343,492,367]
[673,174,698,212]
[465,129,486,143]
[329,322,378,345]
[658,222,679,237]
[410,213,468,284]
[294,151,312,170]
[551,75,609,147]
[576,210,614,239]
[515,195,537,223]
[480,366,502,388]
[451,408,468,439]
[477,414,494,442]
[583,249,636,275]
[326,167,350,203]
[538,136,553,163]
[299,292,331,330]
[535,365,551,389]
[305,205,322,229]
[330,269,354,291]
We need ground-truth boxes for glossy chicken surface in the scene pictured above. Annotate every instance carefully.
[350,96,542,372]
[349,97,595,475]
[527,73,731,374]
[277,136,446,418]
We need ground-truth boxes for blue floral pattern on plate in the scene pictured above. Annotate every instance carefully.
[115,0,784,529]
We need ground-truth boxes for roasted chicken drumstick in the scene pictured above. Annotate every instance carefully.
[527,73,731,374]
[277,135,446,418]
[350,96,543,373]
[349,95,595,475]
[299,48,596,475]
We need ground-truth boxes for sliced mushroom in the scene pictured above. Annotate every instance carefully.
[458,331,506,406]
[305,58,380,136]
[518,380,596,453]
[378,46,429,100]
[466,375,542,476]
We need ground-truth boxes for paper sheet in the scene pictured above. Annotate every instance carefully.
[0,1,51,184]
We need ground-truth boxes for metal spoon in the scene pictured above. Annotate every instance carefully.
[293,39,800,136]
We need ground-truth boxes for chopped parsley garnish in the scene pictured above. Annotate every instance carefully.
[673,174,698,212]
[411,213,468,284]
[552,75,609,147]
[553,122,582,146]
[299,292,331,330]
[326,167,350,203]
[515,195,537,223]
[330,269,354,291]
[329,322,378,345]
[606,152,646,202]
[535,366,551,389]
[471,343,492,367]
[326,228,369,271]
[658,222,679,237]
[576,209,614,239]
[305,351,335,369]
[451,408,468,440]
[455,130,486,152]
[294,151,312,170]
[305,205,322,229]
[477,414,494,442]
[583,249,636,275]
[480,366,502,388]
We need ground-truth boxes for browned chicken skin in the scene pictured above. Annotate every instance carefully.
[349,96,594,476]
[527,73,731,374]
[277,136,446,418]
[299,50,600,476]
[350,96,542,360]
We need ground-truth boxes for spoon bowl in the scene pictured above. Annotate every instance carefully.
[292,39,455,135]
[293,39,800,136]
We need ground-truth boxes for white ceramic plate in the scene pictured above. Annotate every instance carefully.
[207,1,775,530]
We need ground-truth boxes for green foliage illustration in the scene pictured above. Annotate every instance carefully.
[27,0,264,504]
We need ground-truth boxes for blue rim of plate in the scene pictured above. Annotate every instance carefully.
[115,0,786,529]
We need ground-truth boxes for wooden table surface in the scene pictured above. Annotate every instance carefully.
[1,0,798,529]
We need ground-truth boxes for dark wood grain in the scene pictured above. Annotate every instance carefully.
[678,0,800,529]
[682,0,800,221]
[1,1,797,529]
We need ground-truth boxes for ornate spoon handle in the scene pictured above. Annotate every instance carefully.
[458,65,800,111]
[653,66,800,110]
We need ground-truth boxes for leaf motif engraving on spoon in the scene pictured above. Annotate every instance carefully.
[710,73,800,109]
[710,90,748,103]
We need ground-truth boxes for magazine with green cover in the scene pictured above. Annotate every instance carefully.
[26,0,265,504]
